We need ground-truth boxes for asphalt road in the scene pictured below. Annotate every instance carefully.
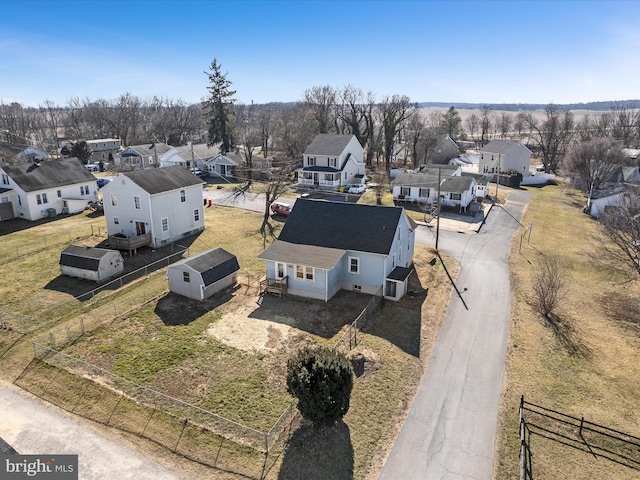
[0,383,184,480]
[379,189,530,480]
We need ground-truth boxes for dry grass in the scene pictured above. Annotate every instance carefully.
[494,183,640,480]
[0,202,457,480]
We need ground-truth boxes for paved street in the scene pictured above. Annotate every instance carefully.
[0,383,184,480]
[379,190,529,480]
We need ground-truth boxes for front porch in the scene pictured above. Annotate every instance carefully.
[260,276,288,298]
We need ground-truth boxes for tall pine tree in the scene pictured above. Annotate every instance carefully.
[203,58,236,153]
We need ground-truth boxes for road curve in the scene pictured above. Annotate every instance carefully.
[379,190,530,480]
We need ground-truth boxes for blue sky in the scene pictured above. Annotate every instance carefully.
[1,0,638,107]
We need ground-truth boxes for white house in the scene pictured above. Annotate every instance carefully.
[101,166,205,249]
[59,245,124,282]
[258,199,416,302]
[391,172,477,212]
[167,248,240,300]
[0,158,98,221]
[479,140,531,176]
[202,154,238,178]
[298,134,367,190]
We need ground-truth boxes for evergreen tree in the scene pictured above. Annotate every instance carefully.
[71,140,93,164]
[203,58,236,153]
[286,346,354,426]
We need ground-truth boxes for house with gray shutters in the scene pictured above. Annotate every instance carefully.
[297,134,367,190]
[258,199,416,302]
[167,248,240,300]
[0,157,98,221]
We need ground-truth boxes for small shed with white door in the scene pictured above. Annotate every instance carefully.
[167,248,240,300]
[59,245,124,282]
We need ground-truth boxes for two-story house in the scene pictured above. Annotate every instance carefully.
[87,138,121,164]
[479,140,531,176]
[0,158,98,221]
[101,166,205,249]
[258,199,416,302]
[297,134,367,191]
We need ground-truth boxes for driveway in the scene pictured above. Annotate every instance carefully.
[379,189,530,480]
[0,382,184,480]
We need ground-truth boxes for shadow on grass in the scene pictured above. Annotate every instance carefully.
[154,288,238,326]
[250,291,371,339]
[545,312,592,359]
[278,420,354,480]
[362,268,427,357]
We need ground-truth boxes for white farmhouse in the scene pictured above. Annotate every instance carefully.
[298,134,367,190]
[0,158,98,221]
[101,166,205,249]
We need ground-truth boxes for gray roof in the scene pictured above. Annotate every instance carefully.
[2,158,96,192]
[257,240,345,269]
[392,172,475,193]
[275,199,411,255]
[123,166,204,194]
[173,248,240,286]
[124,143,173,156]
[174,143,220,161]
[59,245,118,270]
[481,140,530,155]
[304,134,356,156]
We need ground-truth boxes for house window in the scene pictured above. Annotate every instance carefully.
[349,257,359,274]
[1,174,8,185]
[392,253,396,268]
[308,157,316,166]
[183,272,190,283]
[296,265,314,282]
[57,190,62,198]
[134,196,141,209]
[401,187,411,196]
[419,188,430,198]
[36,193,48,204]
[194,209,200,222]
[111,194,117,206]
[18,195,21,206]
[451,193,462,201]
[329,158,336,167]
[80,185,89,195]
[275,262,285,279]
[162,218,169,232]
[180,189,186,202]
[113,216,119,225]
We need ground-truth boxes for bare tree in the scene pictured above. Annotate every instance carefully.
[260,158,297,245]
[439,106,462,138]
[531,254,571,319]
[520,104,575,173]
[303,85,336,134]
[379,94,414,172]
[465,113,479,142]
[498,112,512,139]
[236,102,263,180]
[597,190,640,278]
[480,105,494,145]
[563,138,626,192]
[609,101,640,148]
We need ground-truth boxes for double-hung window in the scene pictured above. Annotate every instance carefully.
[134,196,141,209]
[349,257,359,274]
[296,265,314,281]
[180,189,186,202]
[161,218,169,232]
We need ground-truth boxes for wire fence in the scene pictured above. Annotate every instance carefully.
[18,344,298,479]
[333,286,384,352]
[4,246,189,336]
[518,395,640,479]
[0,224,105,262]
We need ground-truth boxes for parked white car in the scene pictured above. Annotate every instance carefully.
[348,184,366,194]
[85,163,100,172]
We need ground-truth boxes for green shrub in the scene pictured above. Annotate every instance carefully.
[286,346,353,426]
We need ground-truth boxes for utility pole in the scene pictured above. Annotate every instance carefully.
[436,167,441,250]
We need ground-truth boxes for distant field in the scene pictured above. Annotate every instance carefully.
[494,183,640,480]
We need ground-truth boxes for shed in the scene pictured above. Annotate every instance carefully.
[167,248,240,300]
[59,245,124,282]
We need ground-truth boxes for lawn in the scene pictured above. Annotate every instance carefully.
[494,183,640,479]
[0,199,457,479]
